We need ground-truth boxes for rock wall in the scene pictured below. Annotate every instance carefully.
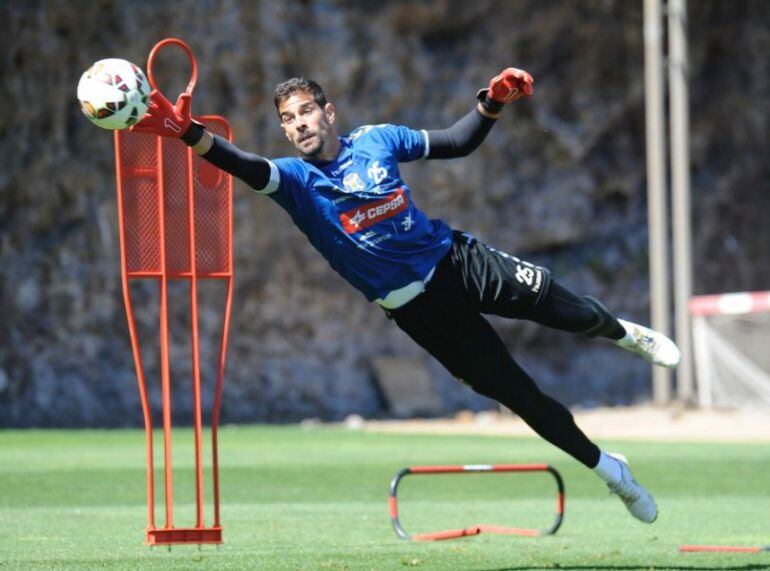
[1,1,768,426]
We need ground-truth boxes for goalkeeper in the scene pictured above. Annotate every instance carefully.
[134,67,680,524]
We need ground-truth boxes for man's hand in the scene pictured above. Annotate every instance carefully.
[477,67,534,117]
[131,90,192,138]
[488,67,534,104]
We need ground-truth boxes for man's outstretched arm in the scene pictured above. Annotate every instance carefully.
[182,126,276,192]
[426,67,533,160]
[426,106,497,159]
[131,90,276,192]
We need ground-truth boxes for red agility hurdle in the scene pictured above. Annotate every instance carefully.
[389,464,564,541]
[114,38,233,545]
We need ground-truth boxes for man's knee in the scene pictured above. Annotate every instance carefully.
[582,296,621,338]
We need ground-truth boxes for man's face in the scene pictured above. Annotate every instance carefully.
[278,91,336,159]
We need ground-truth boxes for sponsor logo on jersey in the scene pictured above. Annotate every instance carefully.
[332,194,354,205]
[330,159,353,177]
[358,230,392,247]
[367,161,387,184]
[339,188,409,234]
[349,124,387,140]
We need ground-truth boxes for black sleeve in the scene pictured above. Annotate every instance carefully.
[199,135,273,191]
[425,107,497,159]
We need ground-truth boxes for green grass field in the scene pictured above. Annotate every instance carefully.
[1,425,769,570]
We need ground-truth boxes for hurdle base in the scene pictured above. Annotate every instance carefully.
[413,525,541,541]
[679,545,763,553]
[146,526,222,545]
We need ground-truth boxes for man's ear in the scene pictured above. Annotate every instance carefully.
[324,102,336,125]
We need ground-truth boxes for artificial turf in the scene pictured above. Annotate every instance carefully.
[1,425,768,570]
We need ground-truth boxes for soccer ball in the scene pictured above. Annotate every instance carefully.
[77,58,150,130]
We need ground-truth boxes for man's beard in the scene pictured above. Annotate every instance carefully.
[297,133,324,158]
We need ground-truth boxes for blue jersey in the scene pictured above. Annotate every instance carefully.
[260,124,452,301]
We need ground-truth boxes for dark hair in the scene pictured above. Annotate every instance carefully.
[273,78,327,110]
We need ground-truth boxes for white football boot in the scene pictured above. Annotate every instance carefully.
[606,453,658,524]
[615,319,681,368]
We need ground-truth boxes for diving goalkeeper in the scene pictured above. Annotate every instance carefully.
[133,67,681,524]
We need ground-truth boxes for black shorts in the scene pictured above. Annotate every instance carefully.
[440,230,551,316]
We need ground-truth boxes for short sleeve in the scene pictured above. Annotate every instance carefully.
[362,124,429,163]
[251,159,281,195]
[272,157,308,196]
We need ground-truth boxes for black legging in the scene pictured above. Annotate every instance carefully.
[517,281,626,340]
[387,233,623,468]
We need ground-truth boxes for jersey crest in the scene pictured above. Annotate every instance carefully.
[342,172,365,192]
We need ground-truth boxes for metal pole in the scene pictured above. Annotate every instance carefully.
[644,0,671,404]
[668,0,694,403]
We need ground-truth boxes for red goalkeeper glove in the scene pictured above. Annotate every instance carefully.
[477,67,534,116]
[131,90,192,138]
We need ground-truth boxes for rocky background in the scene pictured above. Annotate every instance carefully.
[1,1,768,427]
